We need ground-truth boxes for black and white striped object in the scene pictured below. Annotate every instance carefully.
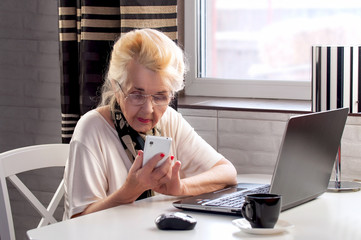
[312,46,361,113]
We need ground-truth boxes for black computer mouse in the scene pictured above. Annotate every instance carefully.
[155,212,197,230]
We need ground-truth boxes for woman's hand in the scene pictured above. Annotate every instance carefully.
[123,150,174,197]
[126,151,186,197]
[153,160,184,196]
[76,151,176,217]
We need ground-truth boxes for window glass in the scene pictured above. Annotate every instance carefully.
[201,0,361,83]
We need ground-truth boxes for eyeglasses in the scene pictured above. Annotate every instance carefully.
[118,83,173,106]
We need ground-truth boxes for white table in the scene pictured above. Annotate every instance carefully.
[27,175,361,240]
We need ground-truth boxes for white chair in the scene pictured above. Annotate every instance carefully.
[0,144,69,240]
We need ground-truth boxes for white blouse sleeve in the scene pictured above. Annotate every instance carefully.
[162,108,224,178]
[64,140,108,218]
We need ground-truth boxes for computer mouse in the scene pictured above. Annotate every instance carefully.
[155,212,197,230]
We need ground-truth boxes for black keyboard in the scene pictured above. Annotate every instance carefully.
[204,184,270,208]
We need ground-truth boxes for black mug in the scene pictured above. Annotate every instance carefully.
[241,193,282,228]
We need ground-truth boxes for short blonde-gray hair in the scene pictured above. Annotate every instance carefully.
[99,28,187,107]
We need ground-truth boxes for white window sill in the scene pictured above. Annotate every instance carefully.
[178,95,311,114]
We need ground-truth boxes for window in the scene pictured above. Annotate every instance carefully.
[184,0,361,100]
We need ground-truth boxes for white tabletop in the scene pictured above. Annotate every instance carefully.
[27,174,361,240]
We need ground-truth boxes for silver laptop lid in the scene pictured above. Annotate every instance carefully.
[270,108,349,210]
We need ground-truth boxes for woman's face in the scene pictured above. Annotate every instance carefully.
[118,60,170,133]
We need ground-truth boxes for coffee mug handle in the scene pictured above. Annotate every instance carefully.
[241,200,256,223]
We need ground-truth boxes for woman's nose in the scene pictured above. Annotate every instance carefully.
[141,96,154,112]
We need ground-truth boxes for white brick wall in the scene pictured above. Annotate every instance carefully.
[218,111,292,175]
[0,0,61,153]
[340,117,361,180]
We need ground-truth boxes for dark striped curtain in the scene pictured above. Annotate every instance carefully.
[58,0,178,143]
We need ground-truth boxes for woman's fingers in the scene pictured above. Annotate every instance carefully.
[131,151,178,191]
[131,150,144,171]
[171,160,181,179]
[142,153,168,172]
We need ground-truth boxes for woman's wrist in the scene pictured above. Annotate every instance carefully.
[177,179,187,196]
[118,180,147,203]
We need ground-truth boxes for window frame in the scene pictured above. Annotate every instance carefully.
[183,0,311,100]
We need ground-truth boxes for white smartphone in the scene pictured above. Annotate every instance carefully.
[143,135,172,167]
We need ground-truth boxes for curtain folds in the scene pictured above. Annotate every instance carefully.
[58,0,178,143]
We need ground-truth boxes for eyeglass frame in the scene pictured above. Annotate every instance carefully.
[116,82,174,106]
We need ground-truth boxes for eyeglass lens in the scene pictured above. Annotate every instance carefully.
[127,93,170,106]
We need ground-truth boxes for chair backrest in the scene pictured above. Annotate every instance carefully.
[0,144,69,240]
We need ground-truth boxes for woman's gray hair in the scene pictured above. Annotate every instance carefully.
[98,28,188,108]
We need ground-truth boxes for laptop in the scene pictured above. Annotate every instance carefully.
[173,108,349,215]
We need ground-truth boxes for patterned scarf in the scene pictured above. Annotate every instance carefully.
[111,102,161,200]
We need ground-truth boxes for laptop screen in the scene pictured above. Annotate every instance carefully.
[270,108,348,210]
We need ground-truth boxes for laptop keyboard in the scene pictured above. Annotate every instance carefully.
[204,184,270,208]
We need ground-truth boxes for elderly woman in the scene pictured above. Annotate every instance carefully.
[63,29,237,219]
